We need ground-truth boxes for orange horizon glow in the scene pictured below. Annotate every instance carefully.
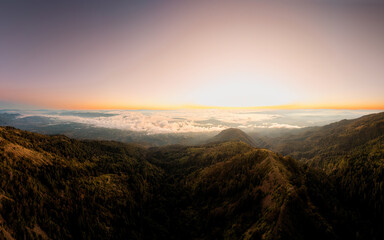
[1,1,383,111]
[27,102,384,111]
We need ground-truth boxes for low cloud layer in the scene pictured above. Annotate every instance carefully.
[11,109,379,134]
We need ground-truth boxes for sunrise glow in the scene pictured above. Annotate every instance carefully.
[1,0,383,110]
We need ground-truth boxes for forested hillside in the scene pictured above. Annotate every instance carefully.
[1,117,383,240]
[252,112,384,239]
[0,127,164,239]
[260,112,384,168]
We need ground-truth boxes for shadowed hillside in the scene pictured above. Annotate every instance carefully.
[253,112,384,239]
[1,122,384,239]
[262,112,384,168]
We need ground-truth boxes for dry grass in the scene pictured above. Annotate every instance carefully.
[2,143,52,166]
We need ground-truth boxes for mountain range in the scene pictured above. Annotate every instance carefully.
[0,112,383,239]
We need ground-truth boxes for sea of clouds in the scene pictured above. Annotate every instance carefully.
[9,109,379,134]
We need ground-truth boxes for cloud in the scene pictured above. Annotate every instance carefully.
[267,123,302,129]
[13,110,280,134]
[22,111,227,134]
[11,109,379,134]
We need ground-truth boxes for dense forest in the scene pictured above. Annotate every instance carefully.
[0,112,383,239]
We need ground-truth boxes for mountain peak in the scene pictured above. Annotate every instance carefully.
[207,128,256,146]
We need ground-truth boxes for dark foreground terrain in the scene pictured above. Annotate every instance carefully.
[0,112,383,239]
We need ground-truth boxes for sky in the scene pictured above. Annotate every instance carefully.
[1,0,384,110]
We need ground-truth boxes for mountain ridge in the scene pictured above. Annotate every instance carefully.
[262,111,384,167]
[0,111,384,239]
[0,127,331,239]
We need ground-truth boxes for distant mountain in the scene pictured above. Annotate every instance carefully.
[206,128,256,146]
[1,120,383,239]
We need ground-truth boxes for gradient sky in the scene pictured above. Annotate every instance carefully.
[1,0,384,110]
